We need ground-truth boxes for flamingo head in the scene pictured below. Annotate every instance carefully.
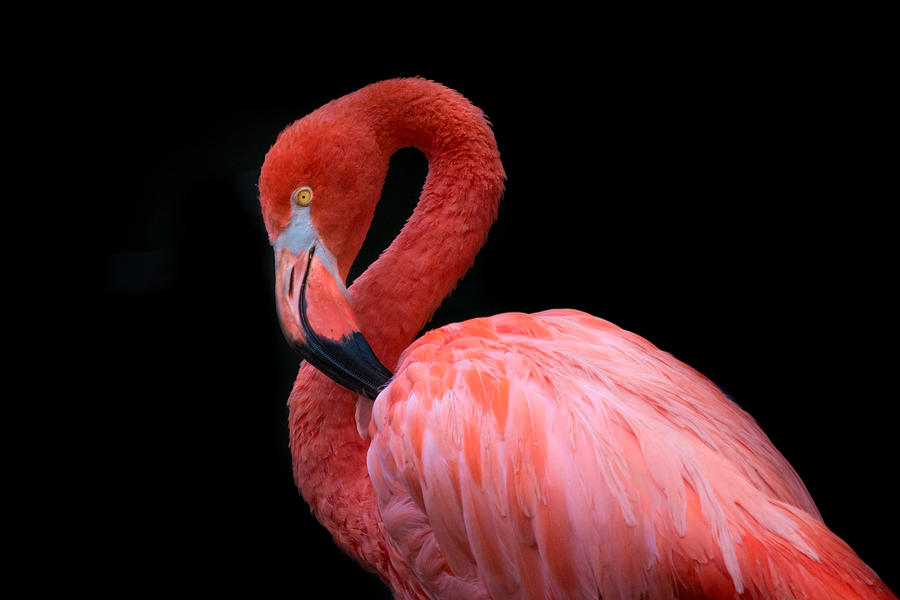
[258,108,392,399]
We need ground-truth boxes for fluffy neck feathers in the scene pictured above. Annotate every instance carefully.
[346,78,505,368]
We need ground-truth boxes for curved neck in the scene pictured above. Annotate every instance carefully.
[346,79,506,368]
[287,79,504,591]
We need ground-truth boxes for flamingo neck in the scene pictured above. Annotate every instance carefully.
[287,79,504,589]
[346,78,506,368]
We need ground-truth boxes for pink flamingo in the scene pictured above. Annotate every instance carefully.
[257,78,895,599]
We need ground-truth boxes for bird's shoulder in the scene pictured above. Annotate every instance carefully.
[388,307,661,394]
[372,309,640,447]
[378,307,734,430]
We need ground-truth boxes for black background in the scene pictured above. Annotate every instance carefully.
[83,30,895,597]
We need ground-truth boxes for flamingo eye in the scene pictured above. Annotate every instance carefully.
[293,186,313,207]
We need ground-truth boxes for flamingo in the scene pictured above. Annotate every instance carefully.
[257,77,895,599]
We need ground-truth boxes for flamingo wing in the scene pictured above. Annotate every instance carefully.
[367,309,892,599]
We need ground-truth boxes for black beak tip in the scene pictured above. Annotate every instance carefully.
[296,332,393,400]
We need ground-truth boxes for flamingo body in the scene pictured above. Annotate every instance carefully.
[258,78,895,599]
[368,309,890,599]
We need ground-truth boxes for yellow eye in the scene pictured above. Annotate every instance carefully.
[293,186,313,207]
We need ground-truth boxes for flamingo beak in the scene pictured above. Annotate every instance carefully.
[274,221,392,400]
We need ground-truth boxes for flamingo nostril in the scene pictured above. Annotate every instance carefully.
[287,264,295,298]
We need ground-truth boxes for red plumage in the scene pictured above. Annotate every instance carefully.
[258,78,895,599]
